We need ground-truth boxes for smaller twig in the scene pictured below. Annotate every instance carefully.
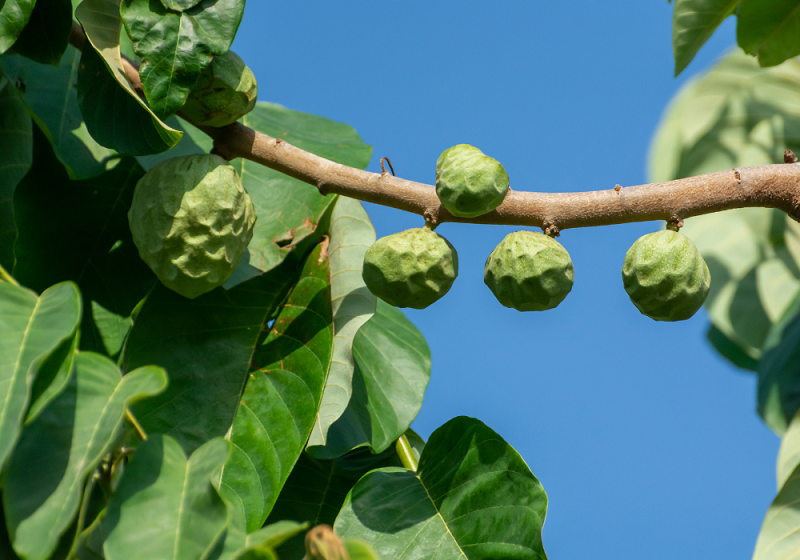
[125,408,147,441]
[380,157,395,176]
[395,434,419,472]
[786,150,798,164]
[0,264,19,286]
[666,218,684,231]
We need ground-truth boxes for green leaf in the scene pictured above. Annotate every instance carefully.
[25,329,79,421]
[0,0,35,53]
[135,116,210,171]
[343,540,379,560]
[0,75,32,272]
[12,124,156,358]
[0,281,81,472]
[706,323,758,371]
[777,410,800,491]
[3,354,167,560]
[11,0,72,65]
[239,103,372,274]
[758,303,800,434]
[0,46,117,179]
[738,0,800,67]
[672,0,738,76]
[307,197,377,455]
[245,521,308,551]
[267,446,410,560]
[120,0,245,119]
[76,0,182,155]
[221,242,333,531]
[160,0,203,10]
[102,435,231,560]
[335,416,548,560]
[122,256,301,453]
[318,300,431,459]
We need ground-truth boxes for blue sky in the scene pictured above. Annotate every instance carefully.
[232,4,776,559]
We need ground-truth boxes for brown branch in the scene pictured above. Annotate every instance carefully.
[68,22,800,231]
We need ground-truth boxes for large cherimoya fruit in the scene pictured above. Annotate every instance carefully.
[128,154,256,299]
[484,231,574,311]
[622,230,710,321]
[362,227,458,309]
[181,50,257,127]
[435,144,509,218]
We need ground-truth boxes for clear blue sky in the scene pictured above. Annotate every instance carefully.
[232,4,777,559]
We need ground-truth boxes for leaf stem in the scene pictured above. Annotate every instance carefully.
[0,263,19,286]
[125,408,148,441]
[396,435,418,472]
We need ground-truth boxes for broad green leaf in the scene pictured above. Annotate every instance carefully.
[672,0,737,76]
[25,329,78,421]
[706,324,759,371]
[754,459,800,559]
[0,281,81,472]
[102,435,231,560]
[0,47,117,179]
[120,0,245,118]
[307,198,377,455]
[3,354,167,560]
[758,302,800,434]
[221,242,333,531]
[344,540,379,560]
[0,74,32,272]
[161,0,203,10]
[76,0,182,155]
[245,521,308,552]
[123,256,301,453]
[135,116,210,171]
[11,0,72,65]
[267,446,411,560]
[0,0,35,53]
[777,410,800,490]
[335,416,549,560]
[12,125,156,358]
[240,103,372,274]
[738,0,800,67]
[317,300,431,459]
[650,50,800,368]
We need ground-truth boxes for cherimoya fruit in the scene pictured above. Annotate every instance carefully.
[435,144,509,218]
[128,154,256,299]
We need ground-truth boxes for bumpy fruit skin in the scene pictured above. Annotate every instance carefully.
[181,51,257,127]
[362,228,458,309]
[622,230,711,322]
[484,231,574,312]
[128,154,256,299]
[435,144,509,218]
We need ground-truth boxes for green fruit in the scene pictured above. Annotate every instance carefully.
[435,144,509,218]
[128,154,256,299]
[484,231,574,312]
[181,50,257,127]
[622,230,711,322]
[362,227,458,309]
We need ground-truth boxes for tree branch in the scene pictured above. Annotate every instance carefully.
[69,23,800,232]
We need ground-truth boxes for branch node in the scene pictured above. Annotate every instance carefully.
[275,138,284,145]
[380,157,395,176]
[614,184,622,193]
[423,208,439,226]
[210,143,234,162]
[734,169,741,183]
[786,150,799,164]
[666,218,684,232]
[317,180,330,195]
[543,222,560,237]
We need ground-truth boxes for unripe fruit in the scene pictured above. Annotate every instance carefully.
[484,231,574,312]
[181,50,257,127]
[362,227,458,309]
[435,144,509,218]
[622,230,711,322]
[128,154,256,299]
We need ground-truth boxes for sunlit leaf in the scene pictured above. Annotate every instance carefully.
[120,0,245,118]
[672,0,737,76]
[102,435,230,560]
[0,0,36,54]
[738,0,800,67]
[76,0,182,155]
[3,355,167,560]
[335,416,549,560]
[0,281,81,472]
